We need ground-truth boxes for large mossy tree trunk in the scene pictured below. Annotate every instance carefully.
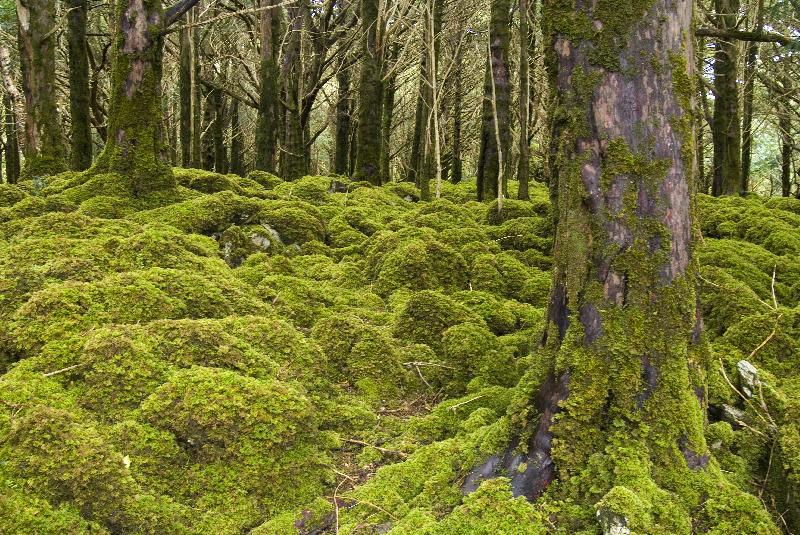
[93,0,199,194]
[67,0,93,171]
[280,1,307,180]
[508,0,736,528]
[354,0,383,185]
[476,0,511,202]
[711,0,742,196]
[17,0,68,179]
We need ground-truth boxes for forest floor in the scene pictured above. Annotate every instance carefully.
[0,169,798,534]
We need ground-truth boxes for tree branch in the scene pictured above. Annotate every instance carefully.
[695,28,795,46]
[164,0,201,27]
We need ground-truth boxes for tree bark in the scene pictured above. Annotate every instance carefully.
[484,0,716,521]
[179,26,192,167]
[741,0,764,193]
[516,0,530,200]
[4,94,20,184]
[476,0,511,201]
[67,0,93,171]
[354,0,383,184]
[711,0,742,196]
[92,0,199,193]
[450,34,463,185]
[333,64,351,176]
[229,100,244,176]
[255,0,280,173]
[379,62,396,185]
[17,0,68,178]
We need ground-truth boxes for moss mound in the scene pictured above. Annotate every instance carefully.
[2,170,798,533]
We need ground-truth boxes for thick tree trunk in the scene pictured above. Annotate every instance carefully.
[17,0,68,178]
[473,2,727,527]
[179,27,192,167]
[711,0,742,196]
[354,0,383,184]
[333,65,351,176]
[255,0,280,173]
[516,0,530,200]
[476,0,511,201]
[67,0,93,171]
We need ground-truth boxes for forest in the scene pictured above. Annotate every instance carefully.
[0,0,799,533]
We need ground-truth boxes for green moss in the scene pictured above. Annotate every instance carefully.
[272,175,331,204]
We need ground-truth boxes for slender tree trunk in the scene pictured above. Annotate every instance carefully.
[379,63,396,184]
[421,0,444,200]
[255,0,280,173]
[711,0,742,196]
[779,73,793,197]
[476,0,511,201]
[201,85,215,171]
[4,94,20,184]
[191,19,202,168]
[17,0,68,178]
[517,0,531,200]
[230,100,244,176]
[354,0,383,184]
[451,35,463,184]
[407,60,426,184]
[211,86,227,173]
[741,0,764,192]
[281,1,307,180]
[487,2,729,528]
[333,64,351,175]
[179,27,192,167]
[67,0,92,171]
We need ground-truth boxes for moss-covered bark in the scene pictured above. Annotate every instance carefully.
[354,0,383,185]
[255,0,280,173]
[495,0,774,530]
[179,27,192,167]
[91,0,174,193]
[17,0,68,179]
[476,0,512,202]
[333,64,351,176]
[711,0,742,196]
[4,94,20,184]
[67,0,93,171]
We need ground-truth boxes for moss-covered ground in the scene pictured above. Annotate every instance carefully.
[0,170,798,533]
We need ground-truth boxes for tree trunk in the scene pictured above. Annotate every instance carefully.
[281,1,307,180]
[741,0,764,192]
[4,94,20,184]
[17,0,68,178]
[379,63,396,184]
[179,26,192,167]
[229,100,244,176]
[779,73,793,197]
[191,18,202,168]
[406,59,426,185]
[711,0,742,196]
[333,64,351,175]
[201,85,215,171]
[211,86,227,173]
[476,0,511,201]
[483,1,726,526]
[354,0,383,184]
[67,0,93,171]
[451,35,463,185]
[255,0,280,173]
[516,0,530,200]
